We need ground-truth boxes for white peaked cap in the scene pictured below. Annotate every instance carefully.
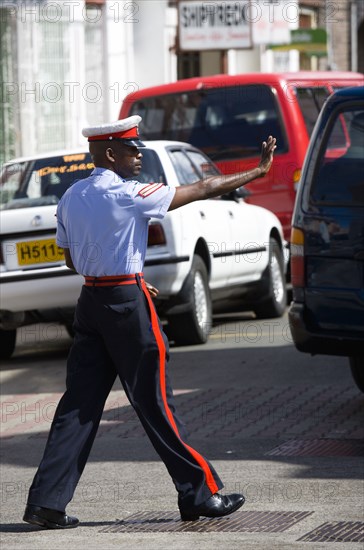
[82,115,145,146]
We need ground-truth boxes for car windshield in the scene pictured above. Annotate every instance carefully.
[310,108,364,206]
[0,153,94,210]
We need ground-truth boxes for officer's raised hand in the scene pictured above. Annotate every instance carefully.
[258,135,276,176]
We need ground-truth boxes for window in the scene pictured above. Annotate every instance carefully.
[130,85,287,161]
[0,154,94,210]
[185,150,219,178]
[295,87,330,136]
[310,109,364,206]
[169,150,201,185]
[177,52,201,80]
[85,3,105,124]
[0,163,28,208]
[168,148,219,185]
[0,7,19,163]
[128,149,166,185]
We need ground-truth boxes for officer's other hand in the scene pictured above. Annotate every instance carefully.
[258,136,276,177]
[145,281,159,298]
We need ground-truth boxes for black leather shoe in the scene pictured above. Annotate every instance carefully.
[23,505,79,529]
[179,492,245,521]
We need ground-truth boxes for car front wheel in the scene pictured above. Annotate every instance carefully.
[0,329,17,359]
[167,255,212,345]
[349,356,364,393]
[254,238,287,319]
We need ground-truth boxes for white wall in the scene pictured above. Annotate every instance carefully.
[103,1,136,122]
[227,47,262,74]
[200,52,221,76]
[133,0,169,89]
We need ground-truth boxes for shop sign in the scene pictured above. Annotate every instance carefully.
[178,1,252,51]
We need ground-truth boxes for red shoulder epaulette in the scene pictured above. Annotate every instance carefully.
[137,183,164,198]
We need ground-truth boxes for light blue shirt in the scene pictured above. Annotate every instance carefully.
[56,167,175,276]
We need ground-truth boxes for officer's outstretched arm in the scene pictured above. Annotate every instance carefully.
[168,136,276,211]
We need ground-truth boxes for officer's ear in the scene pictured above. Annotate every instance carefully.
[105,147,116,163]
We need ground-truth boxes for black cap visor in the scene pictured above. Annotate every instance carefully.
[88,137,146,147]
[120,138,146,147]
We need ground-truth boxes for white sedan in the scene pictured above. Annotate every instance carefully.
[0,141,287,357]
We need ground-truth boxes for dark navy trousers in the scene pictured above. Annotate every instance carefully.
[27,276,223,512]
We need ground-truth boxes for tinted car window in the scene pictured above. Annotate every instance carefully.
[295,87,329,136]
[0,153,94,210]
[310,108,364,206]
[130,85,287,160]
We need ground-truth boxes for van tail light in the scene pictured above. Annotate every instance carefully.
[147,223,166,246]
[293,169,301,192]
[290,227,305,288]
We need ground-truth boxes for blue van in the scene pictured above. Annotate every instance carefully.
[289,87,364,392]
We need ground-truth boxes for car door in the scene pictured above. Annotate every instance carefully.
[168,147,235,289]
[222,196,270,285]
[304,105,364,334]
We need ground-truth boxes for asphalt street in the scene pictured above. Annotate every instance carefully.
[1,311,363,549]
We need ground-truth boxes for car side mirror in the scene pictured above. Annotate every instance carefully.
[222,187,252,202]
[221,187,251,202]
[235,187,251,199]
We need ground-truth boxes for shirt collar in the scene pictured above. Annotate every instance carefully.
[91,167,125,181]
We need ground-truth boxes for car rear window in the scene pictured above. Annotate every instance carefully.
[0,153,94,210]
[130,85,287,161]
[310,108,364,206]
[0,149,167,211]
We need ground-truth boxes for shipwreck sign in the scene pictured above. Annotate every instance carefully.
[178,1,252,51]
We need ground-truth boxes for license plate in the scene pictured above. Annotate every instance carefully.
[16,238,64,266]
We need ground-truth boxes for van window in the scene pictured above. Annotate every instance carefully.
[130,85,287,161]
[310,108,364,206]
[295,87,329,136]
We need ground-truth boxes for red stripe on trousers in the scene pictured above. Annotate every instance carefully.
[140,279,218,496]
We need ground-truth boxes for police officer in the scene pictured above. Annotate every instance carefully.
[23,116,276,529]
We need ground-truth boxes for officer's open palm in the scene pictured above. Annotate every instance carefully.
[258,136,276,176]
